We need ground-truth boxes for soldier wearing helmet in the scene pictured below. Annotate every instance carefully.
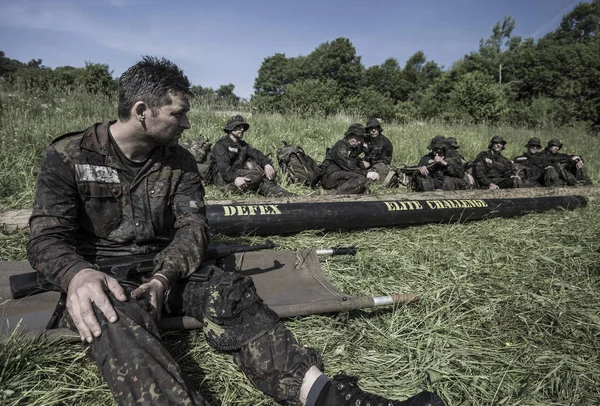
[320,123,376,194]
[412,136,467,191]
[209,115,294,197]
[512,137,560,187]
[542,138,592,186]
[474,136,523,190]
[363,117,394,183]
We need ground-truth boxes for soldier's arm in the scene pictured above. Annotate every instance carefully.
[152,151,209,285]
[212,141,239,184]
[445,153,465,178]
[246,144,272,168]
[27,145,95,292]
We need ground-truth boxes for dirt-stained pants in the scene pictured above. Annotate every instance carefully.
[320,170,368,194]
[63,267,321,406]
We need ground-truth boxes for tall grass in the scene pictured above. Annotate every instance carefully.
[1,85,599,405]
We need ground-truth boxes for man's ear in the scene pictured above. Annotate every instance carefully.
[133,101,147,122]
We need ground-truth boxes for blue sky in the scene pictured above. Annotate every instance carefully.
[0,0,584,98]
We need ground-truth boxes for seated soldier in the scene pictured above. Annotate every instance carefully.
[320,124,378,194]
[444,137,476,188]
[363,117,394,184]
[474,136,523,190]
[413,136,467,191]
[210,115,294,197]
[512,137,560,187]
[542,138,592,186]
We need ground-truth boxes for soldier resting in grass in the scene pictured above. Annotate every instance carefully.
[363,117,395,185]
[542,138,593,186]
[27,56,443,406]
[474,136,524,190]
[512,137,561,187]
[209,115,294,197]
[319,124,379,194]
[412,136,468,191]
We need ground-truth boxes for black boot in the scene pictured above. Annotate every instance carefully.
[326,374,445,406]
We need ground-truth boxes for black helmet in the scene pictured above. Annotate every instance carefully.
[445,137,460,149]
[365,117,382,132]
[545,138,563,150]
[525,137,542,148]
[488,136,507,150]
[223,115,250,133]
[344,123,367,138]
[427,135,445,150]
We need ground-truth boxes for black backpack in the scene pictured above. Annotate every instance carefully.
[277,142,321,187]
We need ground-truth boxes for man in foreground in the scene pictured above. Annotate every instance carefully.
[209,115,294,197]
[27,56,443,406]
[320,124,379,194]
[474,136,523,190]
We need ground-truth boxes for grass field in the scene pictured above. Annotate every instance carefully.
[1,85,599,405]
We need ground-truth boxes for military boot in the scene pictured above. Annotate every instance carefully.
[325,374,445,406]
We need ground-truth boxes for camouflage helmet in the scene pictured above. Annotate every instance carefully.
[525,137,542,148]
[445,137,460,149]
[488,135,507,150]
[427,135,446,150]
[344,123,367,139]
[223,115,250,133]
[545,138,563,150]
[365,117,382,132]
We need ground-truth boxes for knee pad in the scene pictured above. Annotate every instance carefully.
[203,270,279,351]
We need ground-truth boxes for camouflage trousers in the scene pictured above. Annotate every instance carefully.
[413,174,467,191]
[213,169,294,197]
[484,176,524,189]
[368,162,391,179]
[320,169,368,194]
[63,266,322,406]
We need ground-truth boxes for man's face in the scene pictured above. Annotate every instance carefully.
[492,142,504,152]
[230,125,246,140]
[549,145,560,154]
[145,93,190,146]
[347,136,363,147]
[368,127,380,137]
[528,145,539,154]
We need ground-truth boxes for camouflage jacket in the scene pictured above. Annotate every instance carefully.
[210,136,272,183]
[542,149,582,166]
[320,139,368,176]
[513,152,552,179]
[364,135,393,166]
[473,149,515,186]
[417,150,465,179]
[27,121,209,292]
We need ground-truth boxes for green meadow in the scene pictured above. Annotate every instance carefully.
[1,85,599,405]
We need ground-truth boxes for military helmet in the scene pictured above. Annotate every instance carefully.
[365,117,382,132]
[488,135,507,150]
[223,115,250,133]
[427,135,445,150]
[525,137,542,148]
[445,137,460,149]
[344,123,367,139]
[545,138,563,150]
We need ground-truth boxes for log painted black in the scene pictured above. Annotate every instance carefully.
[205,195,587,236]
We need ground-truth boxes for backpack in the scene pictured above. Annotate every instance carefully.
[181,139,212,182]
[277,141,321,187]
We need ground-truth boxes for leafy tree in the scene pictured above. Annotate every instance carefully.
[347,87,396,120]
[448,71,508,123]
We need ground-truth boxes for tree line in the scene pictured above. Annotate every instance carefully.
[1,0,598,132]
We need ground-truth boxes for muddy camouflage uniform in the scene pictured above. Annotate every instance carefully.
[542,138,592,186]
[27,121,321,405]
[474,136,523,189]
[363,117,394,179]
[209,116,293,197]
[512,137,560,187]
[319,124,369,194]
[412,136,467,191]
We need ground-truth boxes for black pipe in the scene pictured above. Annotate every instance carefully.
[206,195,587,236]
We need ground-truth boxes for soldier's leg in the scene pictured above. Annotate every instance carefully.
[370,162,390,179]
[335,172,368,194]
[441,176,467,191]
[258,179,295,197]
[413,173,435,191]
[63,291,205,406]
[543,167,561,187]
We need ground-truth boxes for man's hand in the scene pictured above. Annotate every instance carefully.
[418,166,429,176]
[130,278,166,320]
[362,161,371,169]
[66,268,127,343]
[234,176,251,188]
[489,183,500,190]
[434,155,447,166]
[264,164,275,180]
[366,171,380,181]
[573,156,584,169]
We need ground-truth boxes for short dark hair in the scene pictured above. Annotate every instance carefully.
[118,56,192,121]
